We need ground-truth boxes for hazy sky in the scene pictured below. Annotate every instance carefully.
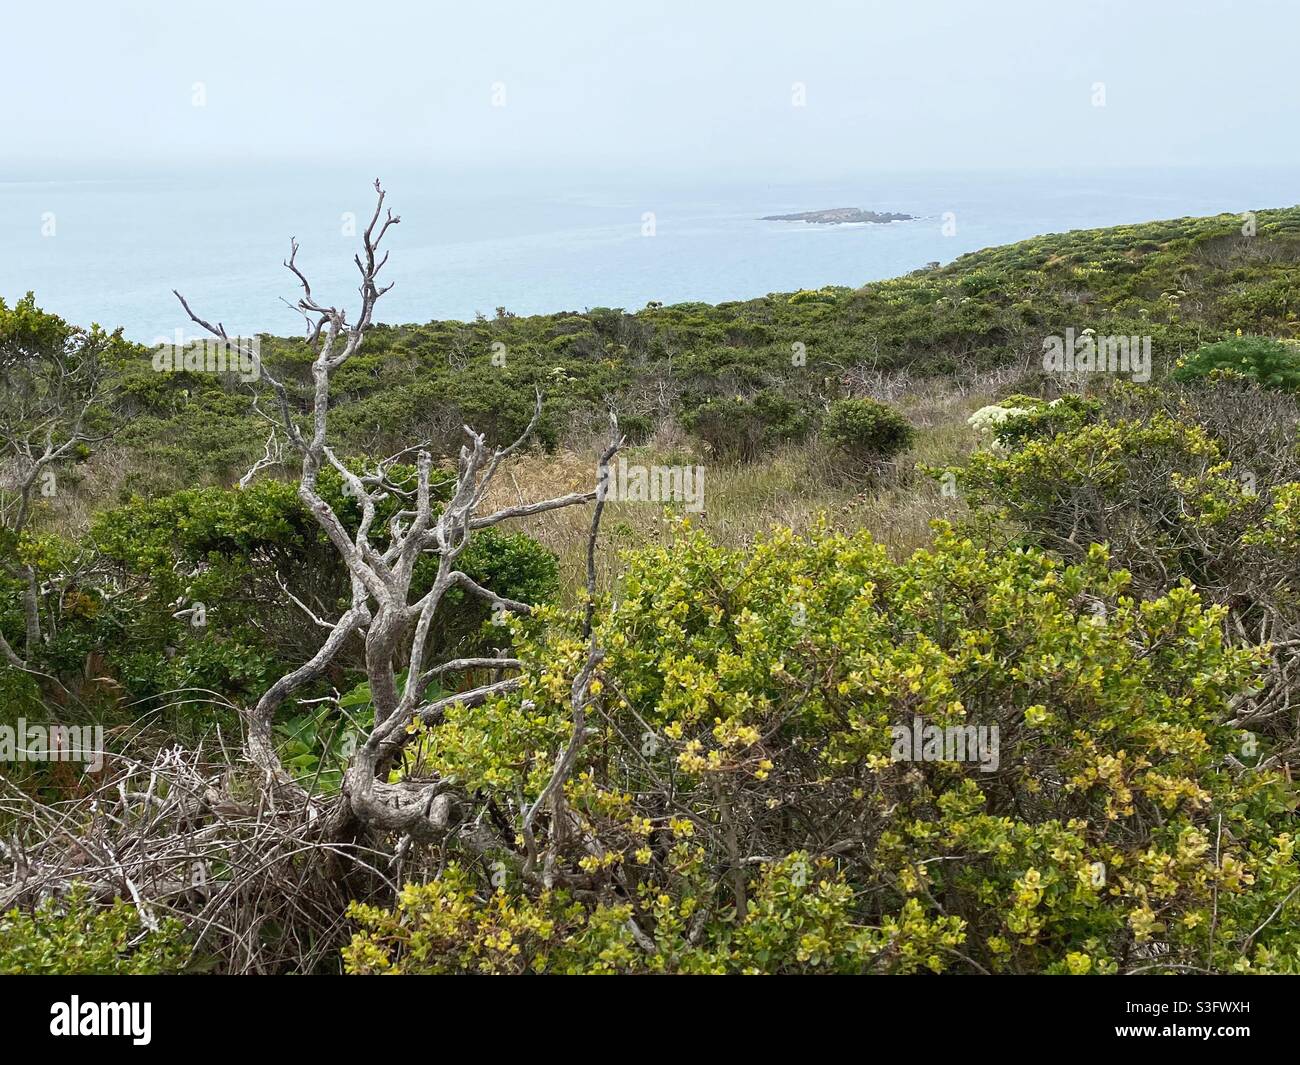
[4,0,1298,177]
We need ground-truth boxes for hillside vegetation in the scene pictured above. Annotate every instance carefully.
[3,204,1300,974]
[92,207,1300,494]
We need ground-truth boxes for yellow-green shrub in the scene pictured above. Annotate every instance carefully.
[0,887,189,975]
[347,522,1299,974]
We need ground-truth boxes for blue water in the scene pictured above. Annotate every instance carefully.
[1,165,1296,342]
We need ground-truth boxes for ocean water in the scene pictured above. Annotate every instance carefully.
[1,165,1296,342]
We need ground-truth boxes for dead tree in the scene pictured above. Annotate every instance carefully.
[174,179,621,849]
[0,182,621,971]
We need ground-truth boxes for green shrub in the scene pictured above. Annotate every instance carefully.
[681,391,812,461]
[615,412,653,445]
[400,527,563,669]
[456,528,561,614]
[1172,335,1300,391]
[0,887,189,974]
[821,398,914,462]
[78,476,556,705]
[442,375,561,450]
[950,405,1300,610]
[345,522,1299,974]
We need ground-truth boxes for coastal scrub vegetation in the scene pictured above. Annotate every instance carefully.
[3,198,1300,973]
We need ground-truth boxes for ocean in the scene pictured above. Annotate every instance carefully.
[1,164,1297,342]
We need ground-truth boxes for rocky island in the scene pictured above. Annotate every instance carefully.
[761,207,916,224]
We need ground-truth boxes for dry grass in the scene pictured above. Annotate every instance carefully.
[483,378,1001,603]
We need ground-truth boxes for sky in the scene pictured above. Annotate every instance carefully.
[4,0,1298,180]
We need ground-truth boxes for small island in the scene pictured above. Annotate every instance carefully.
[761,207,916,225]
